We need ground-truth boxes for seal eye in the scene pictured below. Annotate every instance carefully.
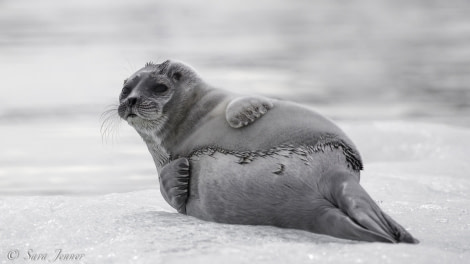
[121,86,131,97]
[172,72,182,81]
[153,84,168,93]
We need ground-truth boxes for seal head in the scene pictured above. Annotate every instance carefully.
[117,60,216,167]
[118,60,202,134]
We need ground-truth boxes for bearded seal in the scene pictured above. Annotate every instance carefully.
[116,60,418,243]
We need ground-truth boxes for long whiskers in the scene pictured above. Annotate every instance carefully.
[100,104,121,144]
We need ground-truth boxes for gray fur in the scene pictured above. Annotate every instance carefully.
[117,60,418,244]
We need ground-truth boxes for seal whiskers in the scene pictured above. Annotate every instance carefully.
[100,104,121,144]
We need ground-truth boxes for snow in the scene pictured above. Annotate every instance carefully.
[1,120,469,264]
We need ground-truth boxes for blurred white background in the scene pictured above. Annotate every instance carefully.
[0,0,469,193]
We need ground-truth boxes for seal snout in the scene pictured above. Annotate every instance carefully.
[118,95,162,122]
[124,97,140,119]
[118,96,139,120]
[127,97,138,107]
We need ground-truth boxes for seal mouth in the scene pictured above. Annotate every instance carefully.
[127,113,138,118]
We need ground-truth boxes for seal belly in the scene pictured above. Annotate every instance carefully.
[185,146,356,231]
[184,148,418,244]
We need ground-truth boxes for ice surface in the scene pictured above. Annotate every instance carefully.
[1,121,469,264]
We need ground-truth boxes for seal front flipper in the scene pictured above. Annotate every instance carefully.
[318,168,419,243]
[225,96,274,128]
[159,157,190,214]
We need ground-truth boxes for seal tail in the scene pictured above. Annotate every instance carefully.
[317,168,419,243]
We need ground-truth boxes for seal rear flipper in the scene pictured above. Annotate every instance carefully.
[320,169,419,244]
[312,204,396,243]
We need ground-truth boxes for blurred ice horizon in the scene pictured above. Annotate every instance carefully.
[1,0,470,125]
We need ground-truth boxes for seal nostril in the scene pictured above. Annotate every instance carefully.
[127,97,138,106]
